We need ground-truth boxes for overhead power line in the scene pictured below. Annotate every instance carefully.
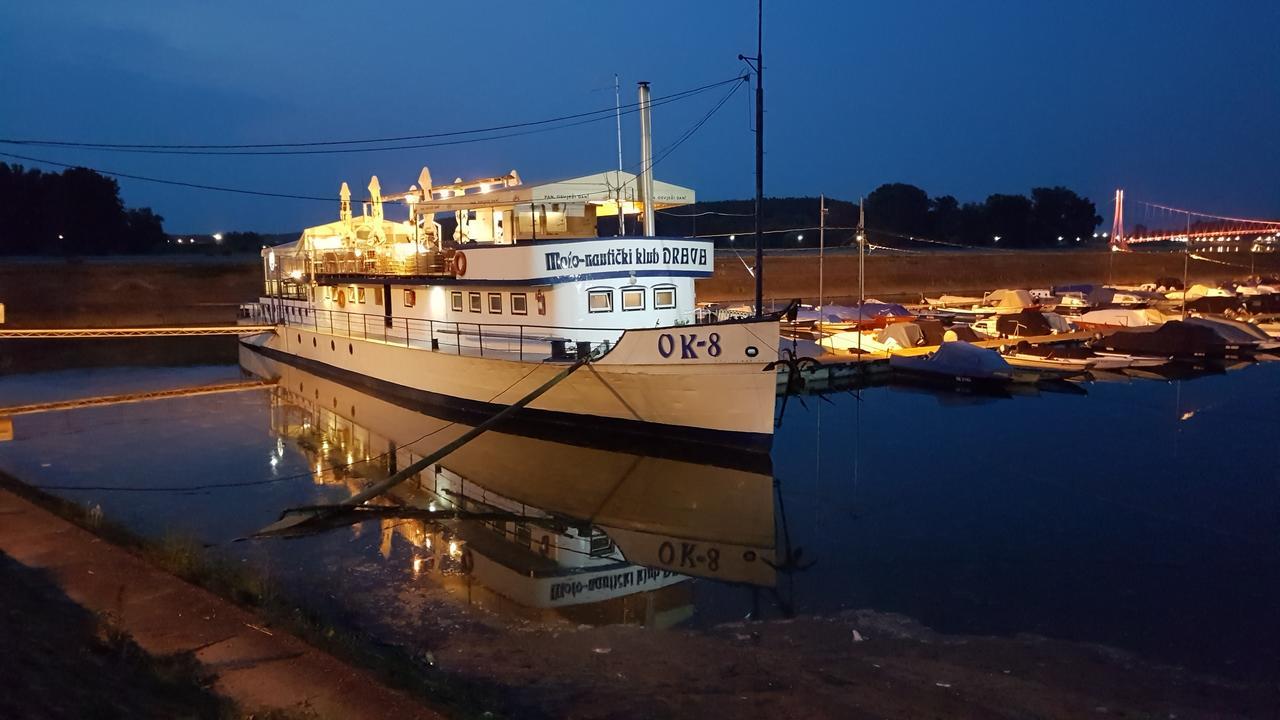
[0,151,336,202]
[0,76,748,157]
[0,80,745,204]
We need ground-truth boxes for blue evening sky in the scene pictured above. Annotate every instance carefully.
[1,0,1276,233]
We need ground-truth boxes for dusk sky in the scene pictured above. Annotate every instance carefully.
[1,0,1276,233]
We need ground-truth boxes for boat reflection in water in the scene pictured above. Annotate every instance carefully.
[241,346,778,627]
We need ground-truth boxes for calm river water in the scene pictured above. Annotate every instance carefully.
[0,341,1276,684]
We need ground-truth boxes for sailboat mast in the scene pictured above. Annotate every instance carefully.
[818,194,826,313]
[753,0,764,317]
[614,73,625,237]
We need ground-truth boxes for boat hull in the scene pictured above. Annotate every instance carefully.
[241,318,779,451]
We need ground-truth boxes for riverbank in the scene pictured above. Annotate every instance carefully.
[0,477,449,720]
[0,467,1270,719]
[4,251,1275,331]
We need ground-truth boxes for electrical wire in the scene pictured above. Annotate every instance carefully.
[0,150,336,202]
[0,76,748,157]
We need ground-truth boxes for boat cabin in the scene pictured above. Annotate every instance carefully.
[260,167,711,357]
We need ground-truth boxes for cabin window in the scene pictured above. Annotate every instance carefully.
[403,289,416,308]
[587,288,613,313]
[450,291,463,312]
[510,292,528,315]
[654,285,677,309]
[487,292,502,314]
[357,287,367,304]
[621,287,645,311]
[323,286,332,301]
[374,287,383,306]
[468,292,482,313]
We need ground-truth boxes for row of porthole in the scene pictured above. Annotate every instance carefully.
[297,333,354,355]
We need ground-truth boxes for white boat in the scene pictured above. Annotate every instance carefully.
[241,161,779,451]
[1074,307,1172,331]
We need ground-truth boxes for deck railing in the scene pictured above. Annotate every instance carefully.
[251,302,623,362]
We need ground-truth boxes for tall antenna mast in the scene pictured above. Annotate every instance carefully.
[739,0,765,317]
[614,73,625,236]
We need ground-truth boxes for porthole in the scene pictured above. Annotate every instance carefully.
[297,334,301,343]
[312,337,317,347]
[330,340,336,351]
[348,343,354,355]
[745,346,759,358]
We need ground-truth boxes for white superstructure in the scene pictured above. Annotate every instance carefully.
[243,166,779,449]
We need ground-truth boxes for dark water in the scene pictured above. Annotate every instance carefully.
[0,347,1276,682]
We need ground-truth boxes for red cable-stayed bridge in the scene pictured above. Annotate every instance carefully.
[1110,189,1280,250]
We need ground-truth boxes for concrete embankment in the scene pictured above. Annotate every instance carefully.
[695,249,1280,303]
[0,484,444,719]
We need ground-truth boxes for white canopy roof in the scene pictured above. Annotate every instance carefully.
[415,170,695,213]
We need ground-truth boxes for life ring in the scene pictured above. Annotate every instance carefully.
[336,289,346,308]
[454,251,468,277]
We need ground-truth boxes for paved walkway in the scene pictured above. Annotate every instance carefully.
[0,488,444,720]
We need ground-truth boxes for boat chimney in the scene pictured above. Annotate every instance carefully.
[637,81,656,237]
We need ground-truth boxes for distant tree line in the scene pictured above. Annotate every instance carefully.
[0,162,167,255]
[652,183,1103,250]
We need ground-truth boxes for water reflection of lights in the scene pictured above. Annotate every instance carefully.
[412,556,425,575]
[448,540,461,558]
[1180,410,1196,421]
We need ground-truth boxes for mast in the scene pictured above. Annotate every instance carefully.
[753,0,765,317]
[615,74,625,237]
[857,198,865,355]
[637,81,656,237]
[818,194,826,313]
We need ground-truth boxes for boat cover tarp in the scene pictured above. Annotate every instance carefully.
[876,322,925,348]
[796,302,913,325]
[915,319,982,345]
[889,340,1013,380]
[1094,320,1234,358]
[1185,316,1269,344]
[985,289,1035,309]
[996,309,1053,337]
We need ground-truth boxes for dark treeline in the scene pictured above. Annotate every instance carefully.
[0,162,167,255]
[651,183,1103,250]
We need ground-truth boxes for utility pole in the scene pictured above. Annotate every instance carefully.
[818,194,826,313]
[1181,212,1190,320]
[739,0,765,317]
[857,198,866,356]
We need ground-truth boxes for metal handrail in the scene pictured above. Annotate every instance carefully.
[264,302,619,361]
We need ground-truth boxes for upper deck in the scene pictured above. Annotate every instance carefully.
[263,167,699,291]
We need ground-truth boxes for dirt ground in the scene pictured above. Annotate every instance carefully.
[380,582,1277,720]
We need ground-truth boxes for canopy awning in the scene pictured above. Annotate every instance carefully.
[414,170,695,213]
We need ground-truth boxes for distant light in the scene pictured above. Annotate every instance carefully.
[1075,237,1081,242]
[176,238,183,244]
[797,234,804,242]
[729,234,736,242]
[1057,236,1064,241]
[1103,232,1109,238]
[57,234,64,240]
[993,236,1001,243]
[212,233,223,242]
[1092,233,1099,238]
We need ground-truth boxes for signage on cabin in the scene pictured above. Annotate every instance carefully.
[460,238,714,283]
[543,246,707,272]
[548,567,682,603]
